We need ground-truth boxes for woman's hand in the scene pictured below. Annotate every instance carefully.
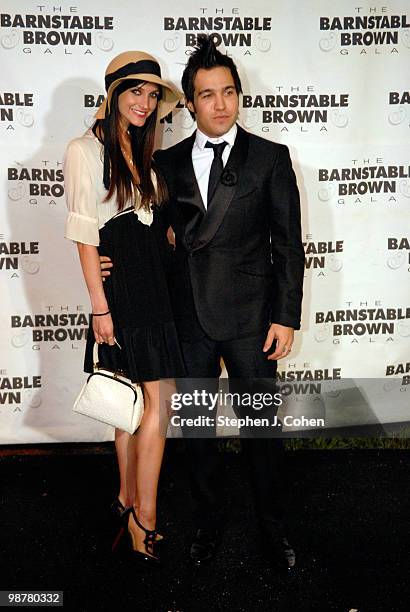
[92,312,115,345]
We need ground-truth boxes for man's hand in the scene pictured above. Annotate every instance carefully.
[100,255,113,282]
[263,324,294,361]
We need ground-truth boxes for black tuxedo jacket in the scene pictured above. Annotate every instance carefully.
[154,125,304,342]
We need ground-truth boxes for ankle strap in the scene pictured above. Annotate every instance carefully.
[130,507,157,538]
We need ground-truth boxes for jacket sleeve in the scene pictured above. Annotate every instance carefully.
[268,144,304,330]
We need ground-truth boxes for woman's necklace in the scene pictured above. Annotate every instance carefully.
[120,145,134,166]
[119,127,134,165]
[119,129,140,186]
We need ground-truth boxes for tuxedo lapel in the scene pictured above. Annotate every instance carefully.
[192,125,249,251]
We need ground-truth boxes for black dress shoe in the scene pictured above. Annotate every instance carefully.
[261,536,296,572]
[277,538,296,570]
[190,528,219,565]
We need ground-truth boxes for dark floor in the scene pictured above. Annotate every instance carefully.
[0,445,408,612]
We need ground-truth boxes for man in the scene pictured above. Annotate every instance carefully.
[103,35,304,569]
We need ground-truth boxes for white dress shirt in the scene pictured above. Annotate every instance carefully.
[191,123,237,208]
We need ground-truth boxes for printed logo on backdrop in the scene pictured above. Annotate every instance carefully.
[318,7,410,55]
[0,92,35,131]
[0,233,40,278]
[277,365,342,397]
[241,87,349,136]
[303,236,344,277]
[0,6,114,55]
[160,101,194,132]
[162,7,272,55]
[0,370,42,413]
[317,158,410,207]
[385,361,410,387]
[388,91,410,128]
[387,237,410,271]
[10,306,90,351]
[83,92,105,128]
[314,302,410,345]
[8,161,64,207]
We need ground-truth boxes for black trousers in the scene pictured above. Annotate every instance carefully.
[177,330,286,540]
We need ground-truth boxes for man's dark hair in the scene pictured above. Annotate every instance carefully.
[181,34,242,105]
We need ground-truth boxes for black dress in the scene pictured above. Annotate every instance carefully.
[84,206,186,383]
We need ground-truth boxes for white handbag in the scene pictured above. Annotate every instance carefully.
[73,341,144,434]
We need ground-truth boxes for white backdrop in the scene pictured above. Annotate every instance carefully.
[0,0,409,443]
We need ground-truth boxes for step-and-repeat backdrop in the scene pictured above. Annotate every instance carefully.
[0,1,409,443]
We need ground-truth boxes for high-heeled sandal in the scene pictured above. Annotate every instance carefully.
[127,507,161,567]
[110,498,126,519]
[111,502,129,553]
[110,498,164,544]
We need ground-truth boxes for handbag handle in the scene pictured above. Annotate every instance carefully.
[92,339,122,370]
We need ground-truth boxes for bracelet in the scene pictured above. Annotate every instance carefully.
[92,310,111,317]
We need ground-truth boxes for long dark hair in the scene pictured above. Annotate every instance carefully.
[93,79,168,212]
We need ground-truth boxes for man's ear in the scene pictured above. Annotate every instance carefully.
[186,100,195,115]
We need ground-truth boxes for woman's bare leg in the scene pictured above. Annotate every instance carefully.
[114,428,136,507]
[128,380,166,554]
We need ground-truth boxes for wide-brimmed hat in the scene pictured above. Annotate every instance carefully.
[95,50,182,121]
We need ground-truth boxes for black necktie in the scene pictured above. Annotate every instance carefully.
[205,141,227,206]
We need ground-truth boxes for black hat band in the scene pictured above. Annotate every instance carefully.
[105,60,162,91]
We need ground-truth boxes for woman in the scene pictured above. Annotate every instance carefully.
[64,51,185,566]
